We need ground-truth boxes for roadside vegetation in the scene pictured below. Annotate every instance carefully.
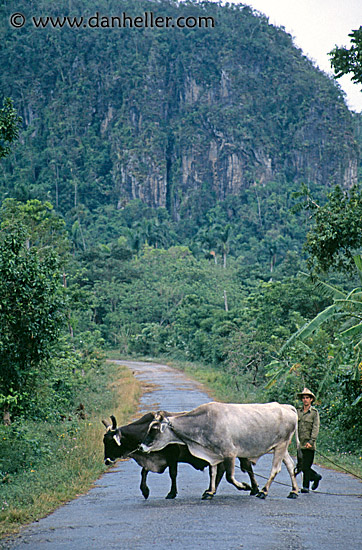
[0,361,140,539]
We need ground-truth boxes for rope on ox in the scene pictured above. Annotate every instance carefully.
[245,463,362,498]
[146,418,362,498]
[315,449,362,481]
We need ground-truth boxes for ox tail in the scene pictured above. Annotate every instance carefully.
[294,416,302,461]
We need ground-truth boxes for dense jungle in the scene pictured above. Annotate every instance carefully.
[1,0,362,532]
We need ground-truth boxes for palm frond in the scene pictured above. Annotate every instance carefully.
[264,360,294,389]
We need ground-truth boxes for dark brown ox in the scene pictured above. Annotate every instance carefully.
[140,402,301,499]
[102,412,258,499]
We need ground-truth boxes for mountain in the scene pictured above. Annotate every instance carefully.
[0,0,358,220]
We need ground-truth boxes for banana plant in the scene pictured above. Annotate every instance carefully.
[266,256,362,405]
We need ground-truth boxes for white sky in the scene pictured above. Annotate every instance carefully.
[218,0,362,112]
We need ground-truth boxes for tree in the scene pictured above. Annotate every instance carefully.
[329,27,362,85]
[0,199,69,258]
[0,97,22,159]
[0,226,65,424]
[295,184,362,275]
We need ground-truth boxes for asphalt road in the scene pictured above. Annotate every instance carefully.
[4,360,362,550]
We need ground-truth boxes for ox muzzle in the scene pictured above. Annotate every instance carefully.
[138,443,151,453]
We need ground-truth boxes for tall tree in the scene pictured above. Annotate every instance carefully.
[0,97,21,159]
[0,224,66,424]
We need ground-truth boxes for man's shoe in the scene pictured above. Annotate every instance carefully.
[312,474,322,491]
[301,488,309,493]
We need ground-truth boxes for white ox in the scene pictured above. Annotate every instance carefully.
[140,401,300,499]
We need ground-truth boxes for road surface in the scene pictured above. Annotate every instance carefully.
[4,360,362,550]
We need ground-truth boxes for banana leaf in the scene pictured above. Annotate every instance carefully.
[299,271,346,299]
[353,255,362,285]
[352,393,362,406]
[340,323,362,339]
[280,304,339,353]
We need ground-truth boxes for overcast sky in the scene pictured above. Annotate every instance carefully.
[220,0,362,112]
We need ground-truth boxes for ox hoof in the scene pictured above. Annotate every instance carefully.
[256,491,267,499]
[165,492,177,499]
[201,492,214,500]
[287,492,298,499]
[141,488,150,500]
[250,488,259,496]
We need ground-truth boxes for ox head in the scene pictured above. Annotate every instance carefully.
[102,415,127,465]
[139,412,180,453]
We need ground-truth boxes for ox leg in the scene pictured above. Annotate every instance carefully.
[256,449,283,499]
[166,460,178,499]
[215,462,226,492]
[140,468,150,499]
[239,458,259,495]
[224,457,252,492]
[283,451,299,499]
[256,444,288,499]
[202,463,225,500]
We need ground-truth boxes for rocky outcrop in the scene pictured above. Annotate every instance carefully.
[109,61,358,217]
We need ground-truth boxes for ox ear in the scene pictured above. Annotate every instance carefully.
[102,419,112,432]
[148,420,160,431]
[113,430,122,446]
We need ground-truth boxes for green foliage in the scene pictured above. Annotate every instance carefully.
[300,185,362,274]
[0,198,69,259]
[0,98,21,159]
[0,225,65,404]
[330,27,362,85]
[266,268,362,451]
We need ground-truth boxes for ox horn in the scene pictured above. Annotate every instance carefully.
[110,415,117,430]
[155,411,165,422]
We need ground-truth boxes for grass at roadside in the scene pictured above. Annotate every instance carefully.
[157,356,263,404]
[0,361,140,540]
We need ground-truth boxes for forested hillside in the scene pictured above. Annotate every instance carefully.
[1,0,362,499]
[0,0,358,219]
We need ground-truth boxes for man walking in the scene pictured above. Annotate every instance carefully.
[295,387,322,493]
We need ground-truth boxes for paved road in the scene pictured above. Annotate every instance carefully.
[4,361,362,550]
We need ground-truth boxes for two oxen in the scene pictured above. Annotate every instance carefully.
[103,401,300,500]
